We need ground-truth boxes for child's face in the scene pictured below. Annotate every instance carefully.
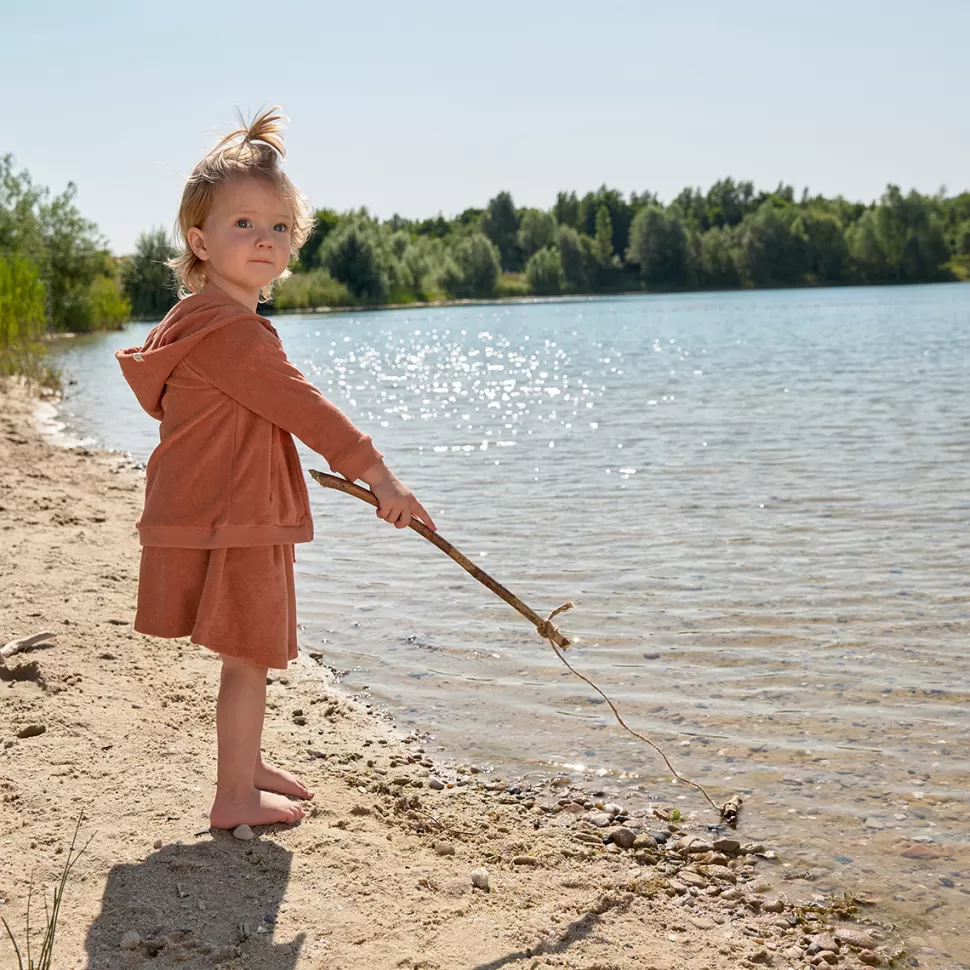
[190,174,293,295]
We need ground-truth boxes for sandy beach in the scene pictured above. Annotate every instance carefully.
[0,377,901,970]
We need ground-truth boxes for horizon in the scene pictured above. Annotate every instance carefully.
[4,0,969,256]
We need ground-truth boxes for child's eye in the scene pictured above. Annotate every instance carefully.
[235,219,252,228]
[274,223,289,233]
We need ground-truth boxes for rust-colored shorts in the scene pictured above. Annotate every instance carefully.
[134,544,298,670]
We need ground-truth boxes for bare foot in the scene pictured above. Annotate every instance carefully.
[209,787,305,829]
[255,760,314,800]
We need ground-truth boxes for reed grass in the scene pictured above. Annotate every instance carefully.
[1,815,91,970]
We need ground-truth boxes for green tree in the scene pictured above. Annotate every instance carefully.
[517,209,557,262]
[121,227,178,318]
[553,191,580,229]
[298,208,341,271]
[627,206,688,288]
[579,187,633,264]
[556,225,593,292]
[594,205,615,265]
[735,202,809,287]
[696,226,741,289]
[525,246,563,295]
[797,209,849,283]
[321,220,389,302]
[480,192,521,271]
[439,233,500,299]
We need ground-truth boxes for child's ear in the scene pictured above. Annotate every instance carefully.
[187,227,208,261]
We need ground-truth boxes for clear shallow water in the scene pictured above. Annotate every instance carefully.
[48,286,970,965]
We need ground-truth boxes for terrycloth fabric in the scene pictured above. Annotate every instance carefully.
[134,543,298,669]
[116,290,383,549]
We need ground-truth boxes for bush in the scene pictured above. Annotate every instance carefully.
[439,233,501,299]
[525,247,563,295]
[273,269,352,310]
[0,255,60,390]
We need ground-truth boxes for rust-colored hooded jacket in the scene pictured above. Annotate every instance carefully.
[115,290,382,549]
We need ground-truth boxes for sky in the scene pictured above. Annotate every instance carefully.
[4,0,969,255]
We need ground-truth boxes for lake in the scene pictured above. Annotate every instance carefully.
[45,284,970,966]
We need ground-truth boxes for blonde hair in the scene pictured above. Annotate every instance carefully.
[168,106,313,303]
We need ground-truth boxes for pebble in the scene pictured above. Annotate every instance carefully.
[633,833,658,851]
[120,930,141,950]
[153,839,163,849]
[901,844,941,860]
[16,724,46,739]
[550,775,571,787]
[700,864,737,884]
[835,927,875,949]
[511,855,539,866]
[586,812,612,828]
[428,778,445,790]
[859,950,881,966]
[470,867,490,890]
[810,933,838,953]
[434,841,455,856]
[687,839,713,854]
[563,802,585,814]
[813,951,838,966]
[865,817,884,830]
[610,827,637,850]
[713,837,741,855]
[232,824,254,841]
[678,870,708,889]
[604,803,624,817]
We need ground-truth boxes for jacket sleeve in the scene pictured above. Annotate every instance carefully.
[186,315,384,482]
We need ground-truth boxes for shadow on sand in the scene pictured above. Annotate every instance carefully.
[84,832,304,968]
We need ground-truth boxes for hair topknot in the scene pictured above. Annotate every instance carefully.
[168,106,313,302]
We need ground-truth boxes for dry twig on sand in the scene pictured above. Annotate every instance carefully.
[1,632,57,664]
[309,471,743,824]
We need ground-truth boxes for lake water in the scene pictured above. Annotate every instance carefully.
[45,285,970,966]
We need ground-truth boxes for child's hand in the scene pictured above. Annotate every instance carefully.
[359,461,436,531]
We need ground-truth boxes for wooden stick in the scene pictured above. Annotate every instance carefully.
[308,470,571,649]
[1,631,57,663]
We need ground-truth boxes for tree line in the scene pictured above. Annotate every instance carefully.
[128,179,970,316]
[4,147,970,378]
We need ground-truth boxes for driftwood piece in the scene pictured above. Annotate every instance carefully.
[1,631,57,664]
[719,794,744,827]
[308,470,571,649]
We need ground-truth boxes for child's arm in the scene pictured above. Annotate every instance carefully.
[187,317,383,483]
[358,459,436,532]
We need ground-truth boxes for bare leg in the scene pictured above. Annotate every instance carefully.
[209,655,305,829]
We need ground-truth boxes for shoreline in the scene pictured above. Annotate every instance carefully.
[0,377,901,969]
[50,278,970,334]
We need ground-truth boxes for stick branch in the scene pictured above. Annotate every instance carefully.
[308,470,570,649]
[1,631,57,664]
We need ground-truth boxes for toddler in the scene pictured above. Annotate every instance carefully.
[116,107,435,829]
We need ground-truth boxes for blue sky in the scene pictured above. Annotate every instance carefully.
[4,0,968,254]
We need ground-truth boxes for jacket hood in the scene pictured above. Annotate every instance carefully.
[116,291,269,419]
